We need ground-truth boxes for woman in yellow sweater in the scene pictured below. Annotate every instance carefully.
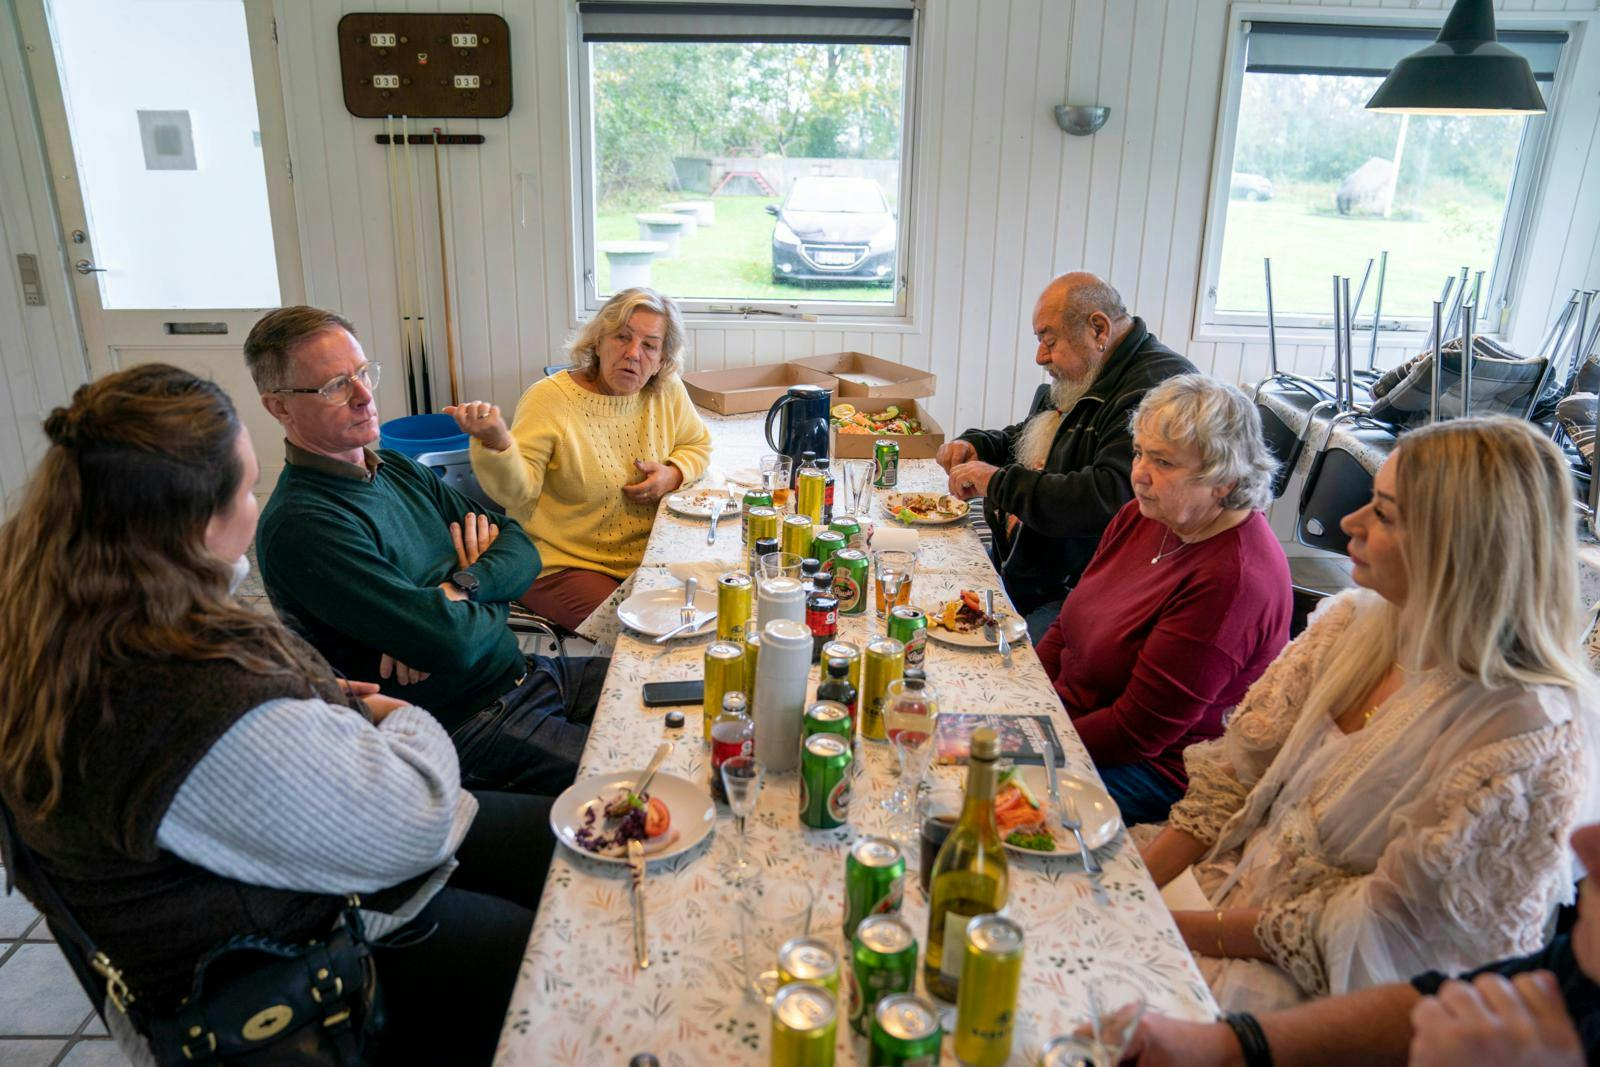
[446,288,711,629]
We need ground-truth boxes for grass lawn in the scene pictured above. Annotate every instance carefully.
[595,195,895,303]
[1216,187,1503,320]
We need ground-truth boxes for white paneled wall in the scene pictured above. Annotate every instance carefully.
[272,0,1600,444]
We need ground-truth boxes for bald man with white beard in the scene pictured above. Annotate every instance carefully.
[938,273,1195,639]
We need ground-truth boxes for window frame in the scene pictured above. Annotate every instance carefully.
[569,7,921,321]
[1193,4,1575,343]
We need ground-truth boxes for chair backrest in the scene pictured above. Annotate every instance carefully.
[1367,336,1547,427]
[1295,422,1396,555]
[412,448,502,512]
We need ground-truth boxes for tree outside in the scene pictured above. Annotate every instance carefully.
[1216,73,1526,320]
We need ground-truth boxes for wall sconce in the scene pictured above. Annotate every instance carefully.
[1054,105,1110,135]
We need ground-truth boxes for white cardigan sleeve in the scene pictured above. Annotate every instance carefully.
[1254,716,1585,997]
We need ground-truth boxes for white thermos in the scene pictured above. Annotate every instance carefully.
[756,576,806,627]
[753,618,811,773]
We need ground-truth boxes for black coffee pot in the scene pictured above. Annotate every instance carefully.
[764,383,831,479]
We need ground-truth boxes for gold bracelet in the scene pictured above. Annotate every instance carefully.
[1215,908,1226,956]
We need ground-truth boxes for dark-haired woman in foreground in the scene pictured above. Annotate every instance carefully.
[0,364,545,1065]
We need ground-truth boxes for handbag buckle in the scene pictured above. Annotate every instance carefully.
[90,951,135,1014]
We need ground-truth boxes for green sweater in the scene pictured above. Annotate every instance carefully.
[258,444,536,729]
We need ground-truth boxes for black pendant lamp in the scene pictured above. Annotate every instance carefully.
[1366,0,1545,115]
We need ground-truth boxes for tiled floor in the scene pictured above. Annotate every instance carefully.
[0,870,129,1065]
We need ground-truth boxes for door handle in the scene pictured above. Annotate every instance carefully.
[74,260,108,275]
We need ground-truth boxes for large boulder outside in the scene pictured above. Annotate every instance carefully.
[1336,157,1395,216]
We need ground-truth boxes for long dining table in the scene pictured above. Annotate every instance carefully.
[493,410,1217,1066]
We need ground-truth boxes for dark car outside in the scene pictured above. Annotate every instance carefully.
[767,176,897,286]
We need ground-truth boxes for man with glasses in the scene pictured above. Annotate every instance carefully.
[247,305,605,795]
[935,272,1193,640]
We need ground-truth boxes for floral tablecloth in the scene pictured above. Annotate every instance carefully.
[495,413,1216,1067]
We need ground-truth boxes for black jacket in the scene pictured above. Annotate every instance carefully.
[958,317,1195,611]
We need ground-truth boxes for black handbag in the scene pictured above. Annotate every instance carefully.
[0,796,382,1066]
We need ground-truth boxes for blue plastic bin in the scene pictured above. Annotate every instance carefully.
[378,413,468,458]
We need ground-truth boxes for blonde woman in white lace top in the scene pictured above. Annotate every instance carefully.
[1140,416,1599,1013]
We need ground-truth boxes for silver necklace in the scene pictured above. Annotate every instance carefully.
[1150,527,1192,564]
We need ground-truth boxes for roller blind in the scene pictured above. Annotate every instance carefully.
[1245,21,1567,82]
[578,2,914,44]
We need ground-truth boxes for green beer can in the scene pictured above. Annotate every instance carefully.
[874,439,900,488]
[886,606,929,671]
[953,915,1024,1067]
[848,915,919,1037]
[844,836,905,940]
[828,516,862,548]
[803,701,853,745]
[869,993,942,1066]
[799,733,852,830]
[771,982,837,1067]
[777,936,842,999]
[811,530,847,571]
[742,488,774,545]
[831,548,870,616]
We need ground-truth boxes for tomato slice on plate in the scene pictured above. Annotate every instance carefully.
[644,796,671,838]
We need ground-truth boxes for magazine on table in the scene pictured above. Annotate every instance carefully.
[933,713,1066,765]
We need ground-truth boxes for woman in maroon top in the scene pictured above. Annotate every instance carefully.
[1037,374,1292,824]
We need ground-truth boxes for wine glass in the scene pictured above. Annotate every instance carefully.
[721,754,766,885]
[881,677,939,840]
[873,549,916,620]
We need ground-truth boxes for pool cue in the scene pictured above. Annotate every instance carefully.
[385,115,419,416]
[403,116,435,412]
[432,127,461,407]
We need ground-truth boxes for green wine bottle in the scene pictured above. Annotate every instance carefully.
[923,726,1009,1002]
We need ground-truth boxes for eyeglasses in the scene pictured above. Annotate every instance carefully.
[272,363,381,404]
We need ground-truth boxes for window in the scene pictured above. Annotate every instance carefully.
[1200,17,1567,335]
[575,2,915,316]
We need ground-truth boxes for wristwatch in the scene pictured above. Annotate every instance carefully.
[449,570,480,601]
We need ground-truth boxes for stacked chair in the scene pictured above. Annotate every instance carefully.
[1293,289,1552,553]
[1545,291,1600,521]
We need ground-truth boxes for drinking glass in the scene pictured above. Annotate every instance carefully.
[737,876,815,1003]
[721,754,766,886]
[873,549,916,620]
[757,551,804,582]
[842,459,875,518]
[759,454,793,512]
[917,788,963,896]
[1043,988,1148,1066]
[882,677,939,837]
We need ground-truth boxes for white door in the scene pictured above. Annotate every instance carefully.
[16,0,302,488]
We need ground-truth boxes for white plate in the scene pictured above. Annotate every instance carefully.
[926,612,1027,649]
[727,467,763,488]
[1000,769,1123,857]
[617,587,718,638]
[665,488,736,519]
[883,492,969,526]
[551,770,716,865]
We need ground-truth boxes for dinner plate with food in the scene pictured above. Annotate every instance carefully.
[551,770,716,864]
[883,491,969,526]
[994,766,1122,856]
[926,589,1028,648]
[664,487,736,520]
